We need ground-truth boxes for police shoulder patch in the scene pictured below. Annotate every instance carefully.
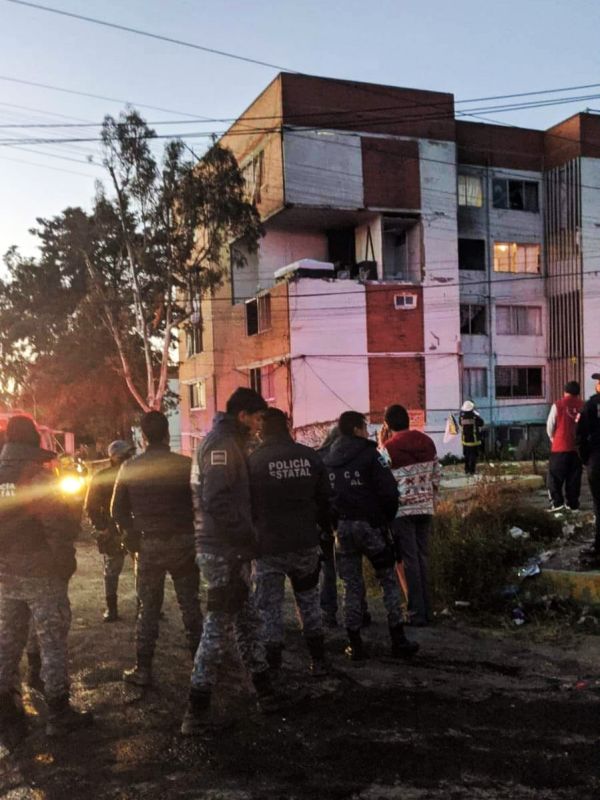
[210,450,228,466]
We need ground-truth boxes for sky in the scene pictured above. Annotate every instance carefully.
[0,0,600,264]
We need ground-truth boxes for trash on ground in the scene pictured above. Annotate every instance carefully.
[517,558,542,580]
[511,607,526,626]
[454,600,471,608]
[509,526,530,539]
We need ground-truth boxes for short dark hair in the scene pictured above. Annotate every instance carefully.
[384,404,410,432]
[141,411,169,444]
[261,408,290,437]
[338,411,367,437]
[564,380,580,396]
[6,415,40,446]
[226,387,268,417]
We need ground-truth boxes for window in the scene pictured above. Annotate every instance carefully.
[458,238,486,271]
[241,150,264,204]
[463,368,488,398]
[492,179,539,212]
[246,293,271,336]
[493,242,540,274]
[495,367,543,399]
[189,380,206,410]
[496,306,542,336]
[394,293,418,310]
[458,174,483,207]
[460,304,487,335]
[248,365,275,401]
[185,324,203,357]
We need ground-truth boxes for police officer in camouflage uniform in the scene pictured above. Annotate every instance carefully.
[324,411,419,661]
[0,416,92,738]
[250,408,332,676]
[84,439,134,622]
[112,411,202,687]
[181,388,285,736]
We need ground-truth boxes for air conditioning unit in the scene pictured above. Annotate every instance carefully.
[394,293,418,310]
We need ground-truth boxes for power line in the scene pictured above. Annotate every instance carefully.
[6,0,295,72]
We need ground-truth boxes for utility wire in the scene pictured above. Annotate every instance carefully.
[5,0,295,72]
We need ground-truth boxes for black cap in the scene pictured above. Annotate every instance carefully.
[592,373,600,381]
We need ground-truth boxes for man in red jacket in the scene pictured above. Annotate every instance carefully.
[380,405,441,627]
[546,381,584,511]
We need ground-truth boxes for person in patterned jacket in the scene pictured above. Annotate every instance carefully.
[379,405,441,627]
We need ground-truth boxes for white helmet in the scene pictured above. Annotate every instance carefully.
[461,401,475,412]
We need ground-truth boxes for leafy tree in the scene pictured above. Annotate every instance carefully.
[0,109,261,419]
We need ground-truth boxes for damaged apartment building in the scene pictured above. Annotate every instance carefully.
[179,73,600,455]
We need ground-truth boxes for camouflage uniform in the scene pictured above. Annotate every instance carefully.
[336,520,402,631]
[190,554,266,689]
[136,535,201,659]
[254,546,323,645]
[0,576,71,701]
[104,551,126,598]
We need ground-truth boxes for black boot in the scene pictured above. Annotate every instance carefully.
[103,594,118,623]
[389,624,419,658]
[45,695,93,737]
[345,628,367,662]
[122,654,153,687]
[180,687,211,736]
[305,634,329,677]
[26,652,44,693]
[265,643,283,672]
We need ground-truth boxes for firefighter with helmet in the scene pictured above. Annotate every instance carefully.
[459,401,484,476]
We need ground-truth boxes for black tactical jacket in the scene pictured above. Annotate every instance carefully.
[323,435,398,527]
[0,442,78,580]
[191,414,256,560]
[248,432,331,556]
[85,463,120,534]
[111,443,194,538]
[576,393,600,464]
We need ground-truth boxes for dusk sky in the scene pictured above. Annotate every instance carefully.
[1,0,599,263]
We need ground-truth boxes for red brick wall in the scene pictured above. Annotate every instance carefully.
[362,138,421,209]
[366,285,424,353]
[368,356,425,423]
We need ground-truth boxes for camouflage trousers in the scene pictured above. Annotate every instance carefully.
[0,575,71,700]
[136,535,202,659]
[335,520,402,631]
[104,551,126,598]
[190,554,268,691]
[255,546,323,645]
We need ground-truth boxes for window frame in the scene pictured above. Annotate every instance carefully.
[189,379,207,410]
[185,324,203,357]
[458,174,484,208]
[458,238,486,271]
[460,303,487,335]
[494,366,544,399]
[492,178,539,212]
[246,293,272,337]
[493,242,541,274]
[496,305,542,336]
[463,367,488,399]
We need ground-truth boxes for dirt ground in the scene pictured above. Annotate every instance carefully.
[3,523,600,800]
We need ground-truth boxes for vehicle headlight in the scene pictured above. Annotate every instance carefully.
[60,475,85,495]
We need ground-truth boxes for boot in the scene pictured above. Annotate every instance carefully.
[26,652,44,693]
[345,628,367,662]
[103,594,118,623]
[265,642,283,672]
[252,670,291,714]
[180,688,212,736]
[0,691,27,747]
[122,654,153,687]
[305,634,329,677]
[45,695,93,737]
[389,624,419,659]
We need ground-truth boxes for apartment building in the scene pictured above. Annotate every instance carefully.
[179,73,600,455]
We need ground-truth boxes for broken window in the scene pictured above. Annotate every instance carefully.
[460,304,487,335]
[492,179,539,212]
[246,293,272,337]
[458,174,483,207]
[189,380,206,410]
[458,238,486,271]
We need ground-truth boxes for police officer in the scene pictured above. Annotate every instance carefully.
[459,401,484,475]
[181,388,284,736]
[112,411,202,687]
[324,411,419,661]
[250,408,332,676]
[84,440,134,622]
[576,373,600,555]
[0,416,92,738]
